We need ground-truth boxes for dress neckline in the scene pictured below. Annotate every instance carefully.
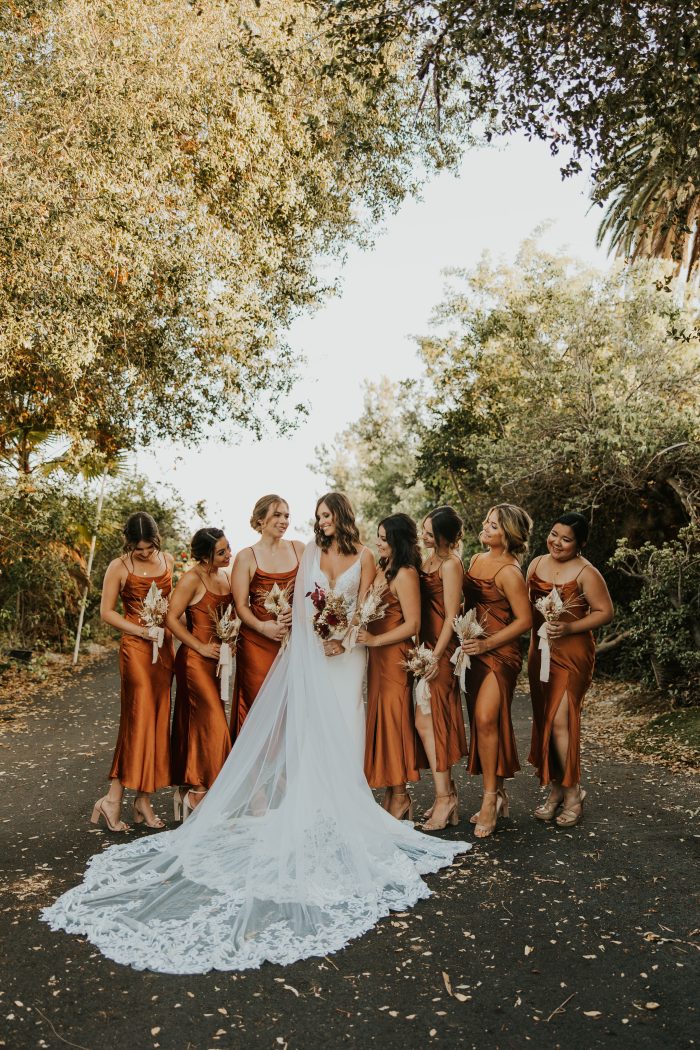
[530,568,581,590]
[317,548,362,589]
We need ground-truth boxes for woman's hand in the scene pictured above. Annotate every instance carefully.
[260,620,287,642]
[356,629,376,647]
[546,620,572,640]
[323,640,344,658]
[461,637,490,656]
[423,660,440,682]
[198,641,221,660]
[278,609,293,629]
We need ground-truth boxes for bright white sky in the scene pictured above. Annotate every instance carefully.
[135,134,610,548]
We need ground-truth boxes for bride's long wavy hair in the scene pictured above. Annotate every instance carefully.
[378,514,422,583]
[314,492,360,555]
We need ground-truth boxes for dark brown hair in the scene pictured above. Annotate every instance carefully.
[191,527,225,564]
[314,492,360,556]
[425,505,463,549]
[122,511,161,553]
[552,512,589,550]
[378,514,421,583]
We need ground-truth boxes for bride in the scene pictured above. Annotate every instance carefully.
[42,493,470,974]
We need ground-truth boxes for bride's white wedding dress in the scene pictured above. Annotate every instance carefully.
[42,543,470,974]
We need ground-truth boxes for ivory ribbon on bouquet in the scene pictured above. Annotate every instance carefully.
[537,622,552,682]
[342,625,360,652]
[450,648,470,691]
[413,677,432,716]
[217,641,233,703]
[148,626,165,665]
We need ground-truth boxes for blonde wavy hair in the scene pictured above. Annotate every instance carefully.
[250,494,288,533]
[487,503,533,558]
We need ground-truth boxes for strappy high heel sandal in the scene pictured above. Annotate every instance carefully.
[555,788,586,827]
[182,788,207,820]
[90,795,130,833]
[473,789,506,839]
[421,792,459,832]
[133,794,166,829]
[471,785,510,824]
[173,787,185,822]
[534,784,564,821]
[389,791,414,822]
[425,779,457,821]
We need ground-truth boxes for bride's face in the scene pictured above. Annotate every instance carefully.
[376,524,391,562]
[317,502,335,539]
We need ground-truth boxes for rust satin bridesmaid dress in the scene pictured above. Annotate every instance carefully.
[419,565,468,771]
[462,566,522,780]
[229,547,299,741]
[109,562,174,793]
[527,562,594,787]
[171,588,233,789]
[364,578,427,789]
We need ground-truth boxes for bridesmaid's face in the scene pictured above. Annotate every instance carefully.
[547,524,578,562]
[132,540,157,562]
[479,512,505,549]
[421,517,435,550]
[317,502,335,538]
[376,525,391,562]
[262,502,290,539]
[211,535,232,568]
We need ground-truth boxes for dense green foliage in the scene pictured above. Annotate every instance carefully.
[320,246,700,692]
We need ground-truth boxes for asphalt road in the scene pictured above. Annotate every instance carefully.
[0,655,698,1050]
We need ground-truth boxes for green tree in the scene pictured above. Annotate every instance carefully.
[322,2,700,247]
[1,0,461,457]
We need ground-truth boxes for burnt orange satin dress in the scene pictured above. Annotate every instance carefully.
[528,566,594,787]
[462,567,522,779]
[419,566,468,771]
[364,578,427,788]
[109,567,174,792]
[230,548,299,741]
[171,589,233,789]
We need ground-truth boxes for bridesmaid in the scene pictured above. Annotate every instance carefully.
[359,513,426,820]
[97,511,175,831]
[417,506,469,831]
[462,505,533,838]
[527,512,613,826]
[168,528,233,818]
[230,495,304,740]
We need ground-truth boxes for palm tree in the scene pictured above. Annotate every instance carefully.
[596,133,700,285]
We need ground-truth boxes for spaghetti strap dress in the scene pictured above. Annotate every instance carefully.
[171,587,233,789]
[527,562,594,787]
[419,562,468,771]
[462,564,522,779]
[230,545,300,741]
[364,576,426,788]
[108,559,174,793]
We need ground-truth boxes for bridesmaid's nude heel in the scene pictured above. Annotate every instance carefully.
[534,784,564,821]
[90,796,130,833]
[133,795,166,829]
[182,789,207,820]
[421,793,459,832]
[555,788,586,827]
[473,789,507,839]
[173,788,184,823]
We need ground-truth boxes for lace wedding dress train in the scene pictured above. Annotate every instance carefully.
[42,543,470,974]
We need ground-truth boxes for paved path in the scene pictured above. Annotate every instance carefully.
[0,655,698,1050]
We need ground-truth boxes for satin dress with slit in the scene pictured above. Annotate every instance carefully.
[419,564,468,771]
[171,587,233,789]
[527,564,594,787]
[108,564,174,793]
[364,576,426,789]
[462,566,522,780]
[230,547,299,741]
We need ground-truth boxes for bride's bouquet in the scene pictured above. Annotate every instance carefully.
[342,578,388,651]
[450,608,487,690]
[534,587,583,682]
[403,643,437,716]
[307,582,351,645]
[258,581,293,650]
[210,603,241,702]
[139,581,169,664]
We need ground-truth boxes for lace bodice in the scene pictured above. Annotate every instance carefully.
[315,548,362,623]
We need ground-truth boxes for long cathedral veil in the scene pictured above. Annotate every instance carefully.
[42,542,469,973]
